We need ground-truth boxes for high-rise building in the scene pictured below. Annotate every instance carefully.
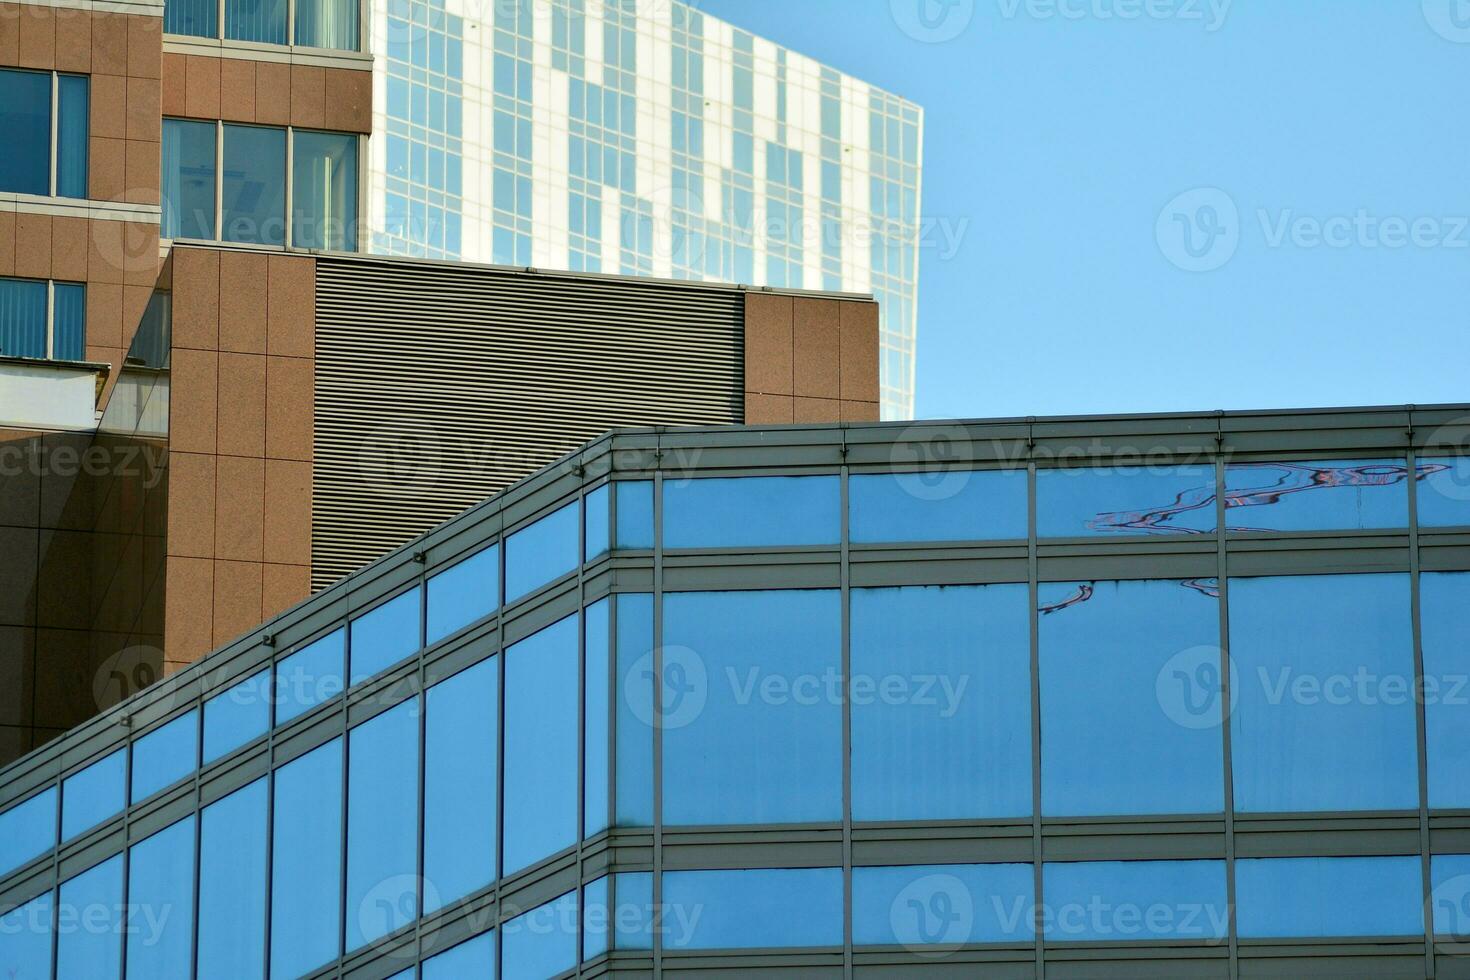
[2,405,1469,979]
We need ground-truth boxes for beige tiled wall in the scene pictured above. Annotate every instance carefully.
[744,292,882,424]
[161,52,372,133]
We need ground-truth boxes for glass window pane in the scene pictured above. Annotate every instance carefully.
[583,877,611,961]
[162,118,217,240]
[0,69,51,195]
[1037,465,1217,537]
[1236,856,1422,937]
[52,282,85,361]
[165,0,217,38]
[1225,459,1411,531]
[222,124,286,245]
[584,484,610,561]
[203,669,271,764]
[126,816,195,979]
[131,709,198,802]
[0,277,47,360]
[292,130,358,250]
[504,615,579,874]
[350,587,421,685]
[852,584,1030,821]
[853,864,1035,946]
[0,891,53,978]
[57,855,124,980]
[1043,860,1228,942]
[62,748,126,841]
[505,501,580,602]
[1424,572,1470,808]
[1432,854,1470,937]
[1040,579,1224,816]
[295,0,359,50]
[427,545,498,645]
[424,657,498,913]
[198,778,267,980]
[1418,457,1470,527]
[662,590,842,825]
[850,469,1027,543]
[601,872,654,951]
[664,476,840,548]
[585,598,610,837]
[56,74,89,199]
[615,593,654,827]
[1230,573,1417,812]
[225,0,286,44]
[275,627,346,724]
[0,787,56,878]
[662,869,843,949]
[346,700,420,952]
[614,481,654,549]
[501,891,577,980]
[271,739,343,978]
[423,932,495,979]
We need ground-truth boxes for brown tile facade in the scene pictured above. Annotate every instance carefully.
[743,292,881,425]
[161,52,373,133]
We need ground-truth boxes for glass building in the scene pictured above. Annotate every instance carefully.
[367,0,923,418]
[2,406,1469,978]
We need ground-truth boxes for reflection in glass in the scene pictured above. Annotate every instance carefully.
[504,615,579,874]
[585,598,611,837]
[427,545,499,644]
[61,748,127,841]
[0,891,52,978]
[615,593,654,826]
[615,481,654,549]
[664,476,840,548]
[346,700,420,951]
[162,118,218,240]
[1224,459,1412,531]
[0,787,56,878]
[292,130,358,250]
[350,586,421,685]
[1418,457,1470,527]
[56,74,89,198]
[1037,465,1217,537]
[57,855,124,980]
[203,669,271,764]
[424,658,497,912]
[1432,855,1470,936]
[1043,860,1228,942]
[422,932,495,979]
[126,817,196,978]
[165,0,217,37]
[275,627,345,724]
[849,469,1027,543]
[0,68,50,195]
[501,891,578,980]
[853,864,1034,945]
[1421,572,1470,808]
[1235,856,1422,937]
[222,124,286,245]
[226,0,286,44]
[505,501,580,601]
[662,868,844,949]
[585,483,610,560]
[583,877,611,960]
[131,708,198,802]
[296,0,360,50]
[198,779,267,980]
[0,276,47,359]
[52,282,86,360]
[271,739,343,978]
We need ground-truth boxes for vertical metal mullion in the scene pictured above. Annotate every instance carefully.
[839,457,852,979]
[336,641,351,969]
[262,666,278,980]
[285,127,295,249]
[1215,451,1239,980]
[45,280,55,360]
[1407,432,1436,979]
[1027,450,1044,980]
[214,122,225,242]
[575,476,588,976]
[414,559,429,969]
[119,735,135,980]
[494,511,506,966]
[50,71,59,196]
[651,462,664,979]
[189,713,205,980]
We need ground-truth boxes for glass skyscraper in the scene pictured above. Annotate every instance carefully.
[369,0,923,418]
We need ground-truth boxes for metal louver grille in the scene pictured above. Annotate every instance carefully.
[312,256,744,589]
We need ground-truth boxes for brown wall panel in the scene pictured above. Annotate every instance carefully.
[744,291,880,425]
[162,52,373,133]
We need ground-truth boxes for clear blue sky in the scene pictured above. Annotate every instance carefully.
[696,0,1469,421]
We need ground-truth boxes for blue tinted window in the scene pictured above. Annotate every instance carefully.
[850,469,1028,543]
[585,484,611,560]
[126,817,195,978]
[505,501,580,601]
[663,590,842,825]
[62,748,126,840]
[198,779,267,980]
[0,788,56,878]
[1419,457,1470,527]
[271,739,343,977]
[203,669,271,764]
[1236,857,1422,937]
[0,891,52,978]
[350,587,421,685]
[58,857,124,979]
[502,891,578,980]
[585,598,611,837]
[1038,465,1216,537]
[423,932,495,979]
[424,657,498,912]
[225,0,286,44]
[52,282,85,360]
[0,277,47,359]
[615,481,654,549]
[1225,459,1411,531]
[1431,854,1470,936]
[346,700,420,951]
[664,476,840,548]
[598,872,654,951]
[1230,574,1417,812]
[131,709,198,802]
[1424,573,1470,808]
[162,118,217,240]
[276,627,345,723]
[852,584,1031,821]
[1043,860,1228,942]
[615,593,655,826]
[222,124,286,245]
[428,545,499,644]
[663,869,843,949]
[165,0,217,37]
[292,130,358,250]
[56,74,88,198]
[854,864,1034,945]
[0,69,50,195]
[1040,579,1224,815]
[583,877,611,960]
[296,0,359,49]
[504,615,579,874]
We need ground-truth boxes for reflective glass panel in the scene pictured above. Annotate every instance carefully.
[505,501,580,602]
[662,868,844,949]
[225,0,286,44]
[52,281,85,360]
[1419,457,1470,527]
[1225,459,1411,531]
[292,130,358,250]
[583,877,611,960]
[56,74,88,199]
[585,598,611,837]
[162,118,217,240]
[596,872,654,951]
[1431,854,1470,936]
[131,708,198,802]
[424,657,498,912]
[271,739,343,978]
[852,584,1031,820]
[1040,579,1224,816]
[1230,573,1418,812]
[615,593,654,826]
[1043,860,1228,942]
[222,124,286,245]
[427,545,499,644]
[850,468,1028,543]
[126,816,195,979]
[295,0,359,50]
[502,891,578,980]
[615,481,654,549]
[350,586,421,685]
[346,700,420,951]
[664,476,840,548]
[853,863,1035,945]
[1037,465,1217,537]
[1423,572,1470,808]
[663,590,842,825]
[164,0,217,37]
[585,484,611,560]
[57,855,123,980]
[275,627,345,724]
[0,891,52,979]
[0,276,46,359]
[423,932,495,979]
[0,787,56,878]
[0,69,50,195]
[197,779,267,980]
[1235,857,1422,937]
[61,748,126,840]
[504,614,579,874]
[203,669,271,764]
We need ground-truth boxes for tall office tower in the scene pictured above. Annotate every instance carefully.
[368,1,924,418]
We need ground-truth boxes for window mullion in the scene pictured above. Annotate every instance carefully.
[50,71,59,196]
[215,121,224,242]
[285,127,294,248]
[45,280,55,360]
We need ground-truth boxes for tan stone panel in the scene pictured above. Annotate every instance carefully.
[164,556,213,664]
[0,4,17,65]
[215,455,264,562]
[89,72,127,140]
[839,300,881,404]
[126,12,160,79]
[212,559,262,647]
[744,392,795,425]
[86,281,123,350]
[120,223,160,286]
[840,400,881,423]
[88,136,126,202]
[792,297,841,400]
[743,293,793,396]
[86,345,121,374]
[50,216,89,282]
[161,51,186,116]
[266,254,315,358]
[184,54,220,119]
[171,246,220,350]
[169,347,218,455]
[0,211,15,278]
[165,450,216,559]
[265,355,313,461]
[323,67,372,133]
[219,57,256,123]
[90,10,128,76]
[793,396,843,424]
[262,563,310,621]
[217,352,267,458]
[88,219,125,283]
[0,526,37,626]
[13,213,50,280]
[53,6,90,73]
[125,139,161,205]
[289,65,325,129]
[254,61,290,126]
[263,457,310,566]
[125,76,161,142]
[16,4,53,69]
[219,250,269,353]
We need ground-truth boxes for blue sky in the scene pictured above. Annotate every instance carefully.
[696,0,1469,421]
